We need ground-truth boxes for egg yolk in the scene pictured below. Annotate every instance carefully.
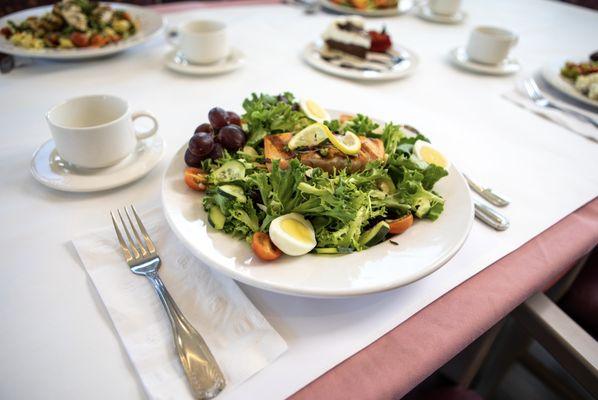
[306,100,326,119]
[280,218,312,244]
[420,146,448,168]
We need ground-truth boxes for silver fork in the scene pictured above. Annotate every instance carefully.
[523,78,598,128]
[111,206,225,400]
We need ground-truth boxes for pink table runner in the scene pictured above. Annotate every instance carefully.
[290,198,598,399]
[151,3,598,398]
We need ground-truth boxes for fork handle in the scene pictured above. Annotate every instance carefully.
[548,103,598,128]
[146,273,226,399]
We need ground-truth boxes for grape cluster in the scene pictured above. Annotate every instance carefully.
[184,107,247,167]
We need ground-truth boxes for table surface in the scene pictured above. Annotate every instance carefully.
[0,1,597,399]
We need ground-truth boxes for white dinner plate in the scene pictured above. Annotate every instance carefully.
[0,3,164,60]
[165,48,245,76]
[303,41,419,81]
[319,0,414,17]
[541,60,598,108]
[161,110,474,298]
[31,135,164,192]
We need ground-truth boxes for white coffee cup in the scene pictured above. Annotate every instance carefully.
[46,95,158,169]
[465,26,518,65]
[169,20,229,64]
[429,0,462,16]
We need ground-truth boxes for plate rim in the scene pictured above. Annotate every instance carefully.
[0,2,165,59]
[30,135,164,192]
[540,61,598,109]
[302,41,419,81]
[161,110,474,298]
[319,0,414,17]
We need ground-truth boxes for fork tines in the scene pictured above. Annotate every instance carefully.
[110,205,156,263]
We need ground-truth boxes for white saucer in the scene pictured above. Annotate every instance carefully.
[449,47,520,76]
[417,5,466,24]
[30,135,164,193]
[165,48,245,76]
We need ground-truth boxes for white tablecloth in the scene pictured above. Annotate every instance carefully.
[1,1,597,399]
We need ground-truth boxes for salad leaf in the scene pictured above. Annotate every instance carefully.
[324,119,341,133]
[242,93,311,146]
[344,114,380,136]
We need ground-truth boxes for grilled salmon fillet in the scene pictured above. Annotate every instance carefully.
[264,133,386,173]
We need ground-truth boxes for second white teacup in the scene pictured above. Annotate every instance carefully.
[169,20,229,64]
[46,95,158,169]
[465,26,518,65]
[429,0,462,16]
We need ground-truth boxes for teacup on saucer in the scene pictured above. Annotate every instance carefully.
[417,4,466,24]
[449,46,520,76]
[30,135,164,192]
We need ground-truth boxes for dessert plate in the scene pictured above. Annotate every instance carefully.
[540,60,598,108]
[161,110,474,298]
[320,0,414,17]
[31,135,164,192]
[449,47,520,76]
[165,48,245,76]
[0,3,164,60]
[303,41,419,81]
[416,5,466,24]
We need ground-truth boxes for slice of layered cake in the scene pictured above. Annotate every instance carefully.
[322,16,371,59]
[322,17,392,59]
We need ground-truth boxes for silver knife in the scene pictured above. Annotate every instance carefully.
[464,174,510,207]
[474,200,510,231]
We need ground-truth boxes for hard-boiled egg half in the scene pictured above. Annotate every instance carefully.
[300,99,331,123]
[413,140,451,170]
[269,213,316,256]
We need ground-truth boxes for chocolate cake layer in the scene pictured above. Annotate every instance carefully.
[325,39,368,59]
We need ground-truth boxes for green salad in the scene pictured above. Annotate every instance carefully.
[183,92,449,261]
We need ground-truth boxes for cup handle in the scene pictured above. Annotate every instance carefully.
[166,27,179,47]
[132,111,159,140]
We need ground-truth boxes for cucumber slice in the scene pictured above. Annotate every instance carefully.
[212,160,245,182]
[359,221,390,247]
[377,177,396,194]
[217,184,246,203]
[208,206,225,230]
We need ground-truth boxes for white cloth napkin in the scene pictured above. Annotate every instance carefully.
[503,80,598,142]
[72,208,287,400]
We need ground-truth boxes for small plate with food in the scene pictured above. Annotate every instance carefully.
[541,52,598,108]
[0,0,163,60]
[161,93,473,298]
[320,0,414,17]
[302,16,418,81]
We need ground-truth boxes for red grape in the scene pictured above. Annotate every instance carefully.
[218,125,246,151]
[208,107,228,130]
[226,111,241,126]
[189,132,214,157]
[208,143,223,160]
[184,148,204,167]
[194,123,213,134]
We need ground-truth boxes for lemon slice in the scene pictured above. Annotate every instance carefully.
[326,130,362,155]
[300,99,331,123]
[288,123,330,150]
[413,140,451,169]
